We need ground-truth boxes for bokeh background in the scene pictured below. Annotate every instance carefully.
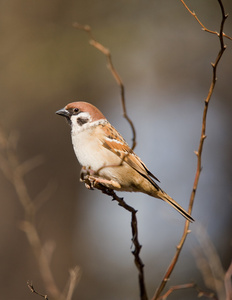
[0,1,231,299]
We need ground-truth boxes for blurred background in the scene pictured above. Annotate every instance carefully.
[0,0,231,299]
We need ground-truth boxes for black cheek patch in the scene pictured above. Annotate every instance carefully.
[77,117,89,126]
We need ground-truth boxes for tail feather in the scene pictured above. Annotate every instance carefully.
[158,191,194,222]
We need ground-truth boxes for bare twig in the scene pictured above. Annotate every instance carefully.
[158,282,217,300]
[96,184,148,300]
[73,22,136,150]
[153,1,228,299]
[180,0,232,40]
[27,281,49,299]
[66,266,82,300]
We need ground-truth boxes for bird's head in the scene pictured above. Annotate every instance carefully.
[56,102,106,129]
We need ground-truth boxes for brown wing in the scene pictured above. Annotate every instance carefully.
[98,122,161,188]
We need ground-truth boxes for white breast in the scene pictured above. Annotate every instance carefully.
[72,130,101,169]
[71,119,115,171]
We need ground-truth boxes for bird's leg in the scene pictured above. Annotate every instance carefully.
[80,166,96,190]
[80,166,96,179]
[80,167,121,190]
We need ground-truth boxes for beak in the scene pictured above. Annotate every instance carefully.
[55,108,70,118]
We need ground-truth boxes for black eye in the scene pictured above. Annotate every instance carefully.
[73,108,79,114]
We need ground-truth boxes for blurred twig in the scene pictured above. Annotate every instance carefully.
[158,282,217,300]
[153,1,228,299]
[192,247,217,292]
[194,224,226,299]
[0,127,80,300]
[73,22,136,151]
[66,266,82,300]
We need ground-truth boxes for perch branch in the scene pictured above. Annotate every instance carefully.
[153,1,228,299]
[94,184,148,300]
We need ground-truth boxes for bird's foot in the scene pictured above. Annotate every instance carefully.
[80,167,121,191]
[80,167,96,190]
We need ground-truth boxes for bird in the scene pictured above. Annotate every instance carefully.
[56,101,194,222]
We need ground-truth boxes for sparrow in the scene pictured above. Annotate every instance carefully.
[56,101,194,222]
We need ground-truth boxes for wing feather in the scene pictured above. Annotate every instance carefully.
[98,123,160,189]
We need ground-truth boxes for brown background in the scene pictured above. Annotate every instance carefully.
[0,1,232,299]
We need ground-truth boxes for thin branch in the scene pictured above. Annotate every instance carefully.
[153,1,228,299]
[27,281,49,300]
[158,282,217,300]
[95,184,148,300]
[65,266,81,300]
[180,0,232,40]
[73,22,136,150]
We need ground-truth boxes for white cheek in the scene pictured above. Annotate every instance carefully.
[70,113,91,133]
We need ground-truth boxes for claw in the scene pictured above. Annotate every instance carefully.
[79,166,121,191]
